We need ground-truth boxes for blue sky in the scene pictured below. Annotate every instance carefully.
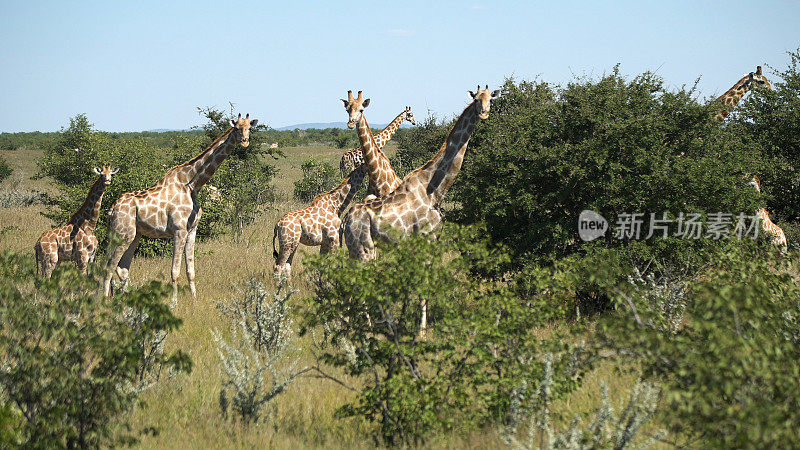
[1,1,798,132]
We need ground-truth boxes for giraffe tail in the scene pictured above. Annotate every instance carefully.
[272,223,279,260]
[33,243,40,278]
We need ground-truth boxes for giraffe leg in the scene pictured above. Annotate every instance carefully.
[171,230,188,303]
[184,211,201,298]
[116,234,140,292]
[275,242,298,280]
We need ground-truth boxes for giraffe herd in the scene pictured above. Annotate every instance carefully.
[33,69,786,312]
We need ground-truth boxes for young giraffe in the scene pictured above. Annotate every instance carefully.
[339,106,416,175]
[272,164,367,278]
[342,86,500,336]
[341,91,404,197]
[713,66,772,122]
[103,114,257,299]
[749,175,788,253]
[35,166,119,278]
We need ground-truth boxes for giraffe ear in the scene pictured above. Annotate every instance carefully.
[491,90,501,98]
[362,98,370,108]
[111,167,119,174]
[468,90,476,99]
[229,119,237,128]
[93,167,101,175]
[249,119,258,127]
[340,99,348,108]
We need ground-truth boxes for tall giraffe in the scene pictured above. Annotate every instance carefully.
[341,91,404,197]
[713,66,772,122]
[339,106,416,175]
[749,175,788,253]
[103,114,257,299]
[273,164,366,278]
[35,166,118,278]
[342,86,499,335]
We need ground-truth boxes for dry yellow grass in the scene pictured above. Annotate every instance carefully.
[0,146,661,449]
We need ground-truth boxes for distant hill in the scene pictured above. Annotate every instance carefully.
[275,122,413,131]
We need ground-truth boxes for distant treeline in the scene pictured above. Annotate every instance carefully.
[0,126,393,151]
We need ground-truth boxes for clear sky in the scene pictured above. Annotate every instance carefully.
[1,1,798,132]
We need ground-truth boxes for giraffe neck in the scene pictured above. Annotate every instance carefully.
[714,74,755,122]
[69,176,106,229]
[355,114,397,195]
[316,165,367,215]
[371,110,407,148]
[182,128,236,191]
[409,100,479,204]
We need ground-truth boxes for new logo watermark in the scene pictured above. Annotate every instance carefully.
[578,210,761,242]
[578,210,608,241]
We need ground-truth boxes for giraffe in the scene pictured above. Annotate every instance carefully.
[713,66,772,122]
[339,106,416,176]
[341,91,405,197]
[342,86,500,336]
[35,166,118,278]
[272,164,367,278]
[103,114,257,299]
[748,175,788,253]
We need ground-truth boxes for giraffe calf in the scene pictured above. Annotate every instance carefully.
[273,165,366,278]
[35,166,118,278]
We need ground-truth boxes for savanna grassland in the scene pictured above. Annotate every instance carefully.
[0,144,645,449]
[3,53,800,448]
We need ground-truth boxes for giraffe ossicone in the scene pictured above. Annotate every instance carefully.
[35,165,118,278]
[103,113,257,300]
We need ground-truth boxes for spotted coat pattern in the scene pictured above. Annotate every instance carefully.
[35,166,118,277]
[714,66,772,122]
[749,175,788,253]
[103,114,257,299]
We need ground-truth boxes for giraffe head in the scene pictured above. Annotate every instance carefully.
[748,66,772,90]
[341,90,370,129]
[93,165,119,185]
[404,106,416,126]
[467,85,501,119]
[228,113,258,148]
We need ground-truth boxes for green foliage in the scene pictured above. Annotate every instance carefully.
[392,113,452,178]
[293,158,339,202]
[0,251,191,448]
[597,243,800,447]
[0,156,11,183]
[731,49,800,224]
[451,71,762,271]
[501,355,663,450]
[0,131,56,151]
[302,224,585,445]
[213,279,303,424]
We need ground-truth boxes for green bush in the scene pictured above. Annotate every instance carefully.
[293,158,339,202]
[451,71,762,271]
[0,251,191,448]
[301,224,585,445]
[597,243,800,447]
[392,113,452,178]
[731,49,800,224]
[0,156,11,183]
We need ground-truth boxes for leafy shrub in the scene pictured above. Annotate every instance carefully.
[0,175,45,208]
[0,156,11,183]
[0,252,191,448]
[212,279,304,425]
[501,355,663,450]
[450,70,762,273]
[302,224,586,445]
[597,243,800,447]
[293,158,339,202]
[731,49,800,224]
